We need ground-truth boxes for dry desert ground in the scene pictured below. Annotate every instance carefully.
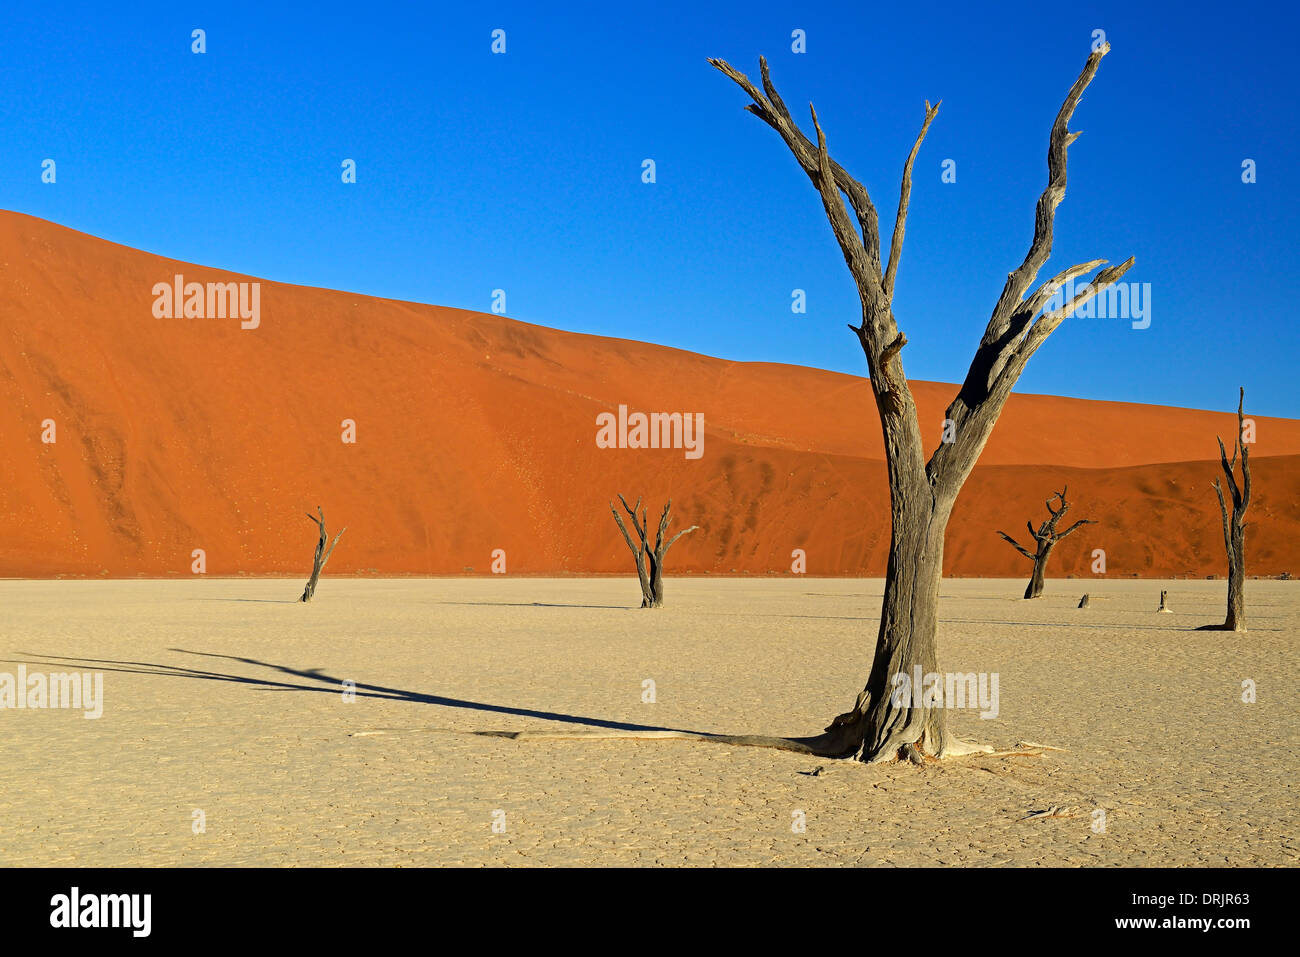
[1,576,1295,866]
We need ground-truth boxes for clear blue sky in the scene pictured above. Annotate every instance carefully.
[3,0,1296,415]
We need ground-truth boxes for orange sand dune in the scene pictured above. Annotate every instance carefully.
[1,210,1296,579]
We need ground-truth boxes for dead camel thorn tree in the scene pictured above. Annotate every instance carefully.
[300,506,346,603]
[1201,387,1250,631]
[430,47,1131,764]
[610,494,698,608]
[997,487,1094,599]
[699,43,1133,763]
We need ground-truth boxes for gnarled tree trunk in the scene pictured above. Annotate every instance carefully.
[1205,388,1250,631]
[997,487,1094,599]
[300,507,346,603]
[610,495,698,608]
[711,43,1133,762]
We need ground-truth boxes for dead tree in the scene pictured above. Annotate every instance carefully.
[1203,388,1250,631]
[300,507,346,603]
[709,44,1133,762]
[610,495,698,608]
[997,487,1093,599]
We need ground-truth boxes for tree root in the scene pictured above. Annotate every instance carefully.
[1022,804,1080,820]
[935,735,996,758]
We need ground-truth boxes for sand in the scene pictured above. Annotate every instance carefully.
[3,210,1300,580]
[1,576,1294,867]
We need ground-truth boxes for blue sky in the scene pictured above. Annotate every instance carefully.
[3,0,1296,415]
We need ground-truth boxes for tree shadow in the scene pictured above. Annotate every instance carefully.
[7,649,705,736]
[943,617,1282,633]
[188,598,301,604]
[429,601,630,610]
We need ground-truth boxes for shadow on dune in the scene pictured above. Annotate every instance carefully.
[7,649,706,736]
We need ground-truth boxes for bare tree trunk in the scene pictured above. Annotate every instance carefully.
[854,490,951,761]
[1201,388,1250,631]
[997,487,1093,600]
[712,44,1133,762]
[611,495,697,608]
[1025,552,1049,599]
[1224,525,1245,630]
[300,507,346,603]
[647,553,665,608]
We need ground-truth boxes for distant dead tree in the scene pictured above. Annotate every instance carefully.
[610,495,698,608]
[300,507,346,603]
[1202,388,1250,631]
[997,487,1093,599]
[705,44,1134,762]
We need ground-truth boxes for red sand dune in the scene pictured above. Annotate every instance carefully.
[1,210,1297,579]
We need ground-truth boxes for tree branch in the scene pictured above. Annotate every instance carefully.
[989,43,1112,335]
[617,493,648,545]
[883,99,941,301]
[997,531,1035,561]
[1212,478,1232,556]
[663,525,699,554]
[320,528,346,570]
[1054,518,1094,542]
[710,56,885,272]
[805,102,883,308]
[653,502,673,554]
[710,55,907,377]
[610,501,641,555]
[1238,388,1252,511]
[926,46,1132,495]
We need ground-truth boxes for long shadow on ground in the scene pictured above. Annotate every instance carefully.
[8,648,708,736]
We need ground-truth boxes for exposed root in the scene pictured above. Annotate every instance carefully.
[899,742,925,765]
[936,735,996,758]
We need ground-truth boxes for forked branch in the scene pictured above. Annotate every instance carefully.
[928,44,1134,491]
[883,99,942,300]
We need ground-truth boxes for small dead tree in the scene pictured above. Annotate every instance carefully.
[610,495,698,608]
[997,487,1093,599]
[1204,388,1250,631]
[708,44,1133,762]
[300,507,346,603]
